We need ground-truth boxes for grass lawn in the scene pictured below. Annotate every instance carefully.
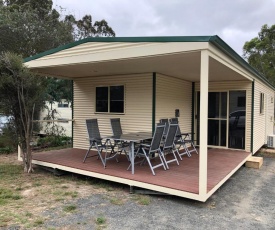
[0,152,151,229]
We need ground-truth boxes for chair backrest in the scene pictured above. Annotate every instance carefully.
[163,123,178,149]
[150,124,165,152]
[159,118,169,135]
[110,118,123,136]
[169,117,178,124]
[169,118,181,140]
[86,119,101,144]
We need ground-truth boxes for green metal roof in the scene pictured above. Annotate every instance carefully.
[24,35,275,90]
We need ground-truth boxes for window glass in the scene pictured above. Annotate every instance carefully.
[208,92,227,118]
[110,86,124,113]
[96,86,124,113]
[260,93,264,114]
[96,87,108,112]
[220,92,227,119]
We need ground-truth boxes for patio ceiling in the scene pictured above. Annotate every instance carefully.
[27,51,248,82]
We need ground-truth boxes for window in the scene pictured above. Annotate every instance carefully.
[58,102,69,108]
[260,93,265,114]
[96,85,124,113]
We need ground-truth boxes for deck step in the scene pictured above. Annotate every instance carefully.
[245,156,263,169]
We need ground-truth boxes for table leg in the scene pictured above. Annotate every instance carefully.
[130,141,134,174]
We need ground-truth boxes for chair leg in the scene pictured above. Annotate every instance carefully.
[83,145,92,163]
[144,150,167,175]
[162,149,179,169]
[176,143,191,160]
[144,152,156,176]
[159,150,169,169]
[83,142,98,163]
[99,149,106,168]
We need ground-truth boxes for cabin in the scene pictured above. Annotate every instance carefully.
[24,36,275,201]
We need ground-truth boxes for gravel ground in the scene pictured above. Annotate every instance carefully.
[4,155,275,230]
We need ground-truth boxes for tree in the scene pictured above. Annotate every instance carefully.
[0,0,116,58]
[0,0,74,58]
[45,78,72,109]
[65,14,115,40]
[0,52,47,173]
[0,0,116,173]
[243,24,275,85]
[0,0,116,102]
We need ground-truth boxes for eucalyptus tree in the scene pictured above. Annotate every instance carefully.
[0,1,116,173]
[0,52,47,173]
[0,0,74,58]
[243,24,275,85]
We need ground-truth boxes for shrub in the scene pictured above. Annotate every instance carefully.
[37,135,71,148]
[0,146,14,154]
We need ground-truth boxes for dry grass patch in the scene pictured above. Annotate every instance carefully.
[0,153,131,228]
[0,156,84,227]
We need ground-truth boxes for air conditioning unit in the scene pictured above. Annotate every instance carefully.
[267,135,275,148]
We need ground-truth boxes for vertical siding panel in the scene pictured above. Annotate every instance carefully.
[156,74,192,133]
[253,81,274,153]
[73,74,152,149]
[195,81,252,152]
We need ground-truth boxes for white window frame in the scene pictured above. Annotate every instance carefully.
[95,85,125,114]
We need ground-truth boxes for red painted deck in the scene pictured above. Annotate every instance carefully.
[32,148,251,195]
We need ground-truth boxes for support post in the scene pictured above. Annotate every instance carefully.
[199,50,209,198]
[18,145,23,161]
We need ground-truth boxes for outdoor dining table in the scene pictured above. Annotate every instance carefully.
[107,132,152,174]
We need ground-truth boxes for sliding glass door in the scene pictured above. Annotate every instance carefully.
[196,91,246,149]
[208,92,227,146]
[228,91,246,149]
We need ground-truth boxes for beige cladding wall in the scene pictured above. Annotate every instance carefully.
[73,73,153,150]
[195,81,252,152]
[156,74,192,132]
[253,80,274,153]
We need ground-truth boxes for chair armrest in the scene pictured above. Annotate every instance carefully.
[89,137,102,142]
[180,132,194,136]
[140,143,151,148]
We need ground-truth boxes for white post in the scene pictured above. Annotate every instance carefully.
[199,50,209,199]
[18,145,23,161]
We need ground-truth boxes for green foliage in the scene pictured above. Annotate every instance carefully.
[0,125,16,150]
[95,216,106,225]
[0,188,22,205]
[0,52,47,172]
[0,0,116,111]
[65,14,115,40]
[42,104,68,137]
[0,146,13,154]
[63,205,77,213]
[0,0,74,58]
[37,135,71,148]
[46,78,72,104]
[243,24,275,85]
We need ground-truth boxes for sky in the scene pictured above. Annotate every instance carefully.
[52,0,275,56]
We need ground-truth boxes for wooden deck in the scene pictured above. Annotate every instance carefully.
[32,148,251,201]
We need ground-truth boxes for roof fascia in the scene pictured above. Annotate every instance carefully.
[24,36,212,63]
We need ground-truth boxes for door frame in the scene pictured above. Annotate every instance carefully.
[195,90,247,149]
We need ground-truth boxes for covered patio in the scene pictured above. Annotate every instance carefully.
[32,148,251,201]
[24,36,260,201]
